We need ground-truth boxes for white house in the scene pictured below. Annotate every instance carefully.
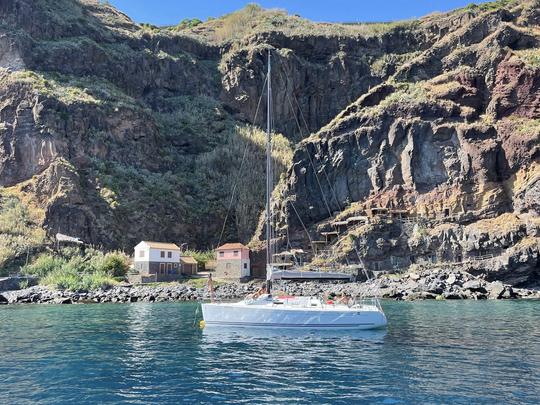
[133,241,182,282]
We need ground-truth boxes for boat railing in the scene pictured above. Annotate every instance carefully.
[270,296,383,311]
[350,297,383,311]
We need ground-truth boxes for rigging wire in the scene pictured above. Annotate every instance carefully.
[276,56,368,275]
[216,73,269,249]
[289,74,343,213]
[275,62,334,219]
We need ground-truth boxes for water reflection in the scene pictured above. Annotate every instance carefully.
[123,303,157,365]
[202,325,387,344]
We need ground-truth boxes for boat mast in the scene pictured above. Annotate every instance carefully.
[265,49,273,294]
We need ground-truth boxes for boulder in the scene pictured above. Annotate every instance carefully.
[487,281,505,299]
[462,279,486,293]
[425,281,445,294]
[500,285,515,299]
[54,297,72,304]
[446,273,457,286]
[443,291,463,300]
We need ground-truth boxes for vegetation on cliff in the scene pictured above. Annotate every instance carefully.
[0,193,46,276]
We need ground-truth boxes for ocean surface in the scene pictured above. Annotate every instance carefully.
[1,300,539,404]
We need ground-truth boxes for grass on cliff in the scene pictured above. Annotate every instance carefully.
[462,0,521,12]
[9,70,139,109]
[353,81,430,119]
[0,193,46,276]
[512,117,540,135]
[22,248,129,291]
[515,48,540,68]
[193,3,420,43]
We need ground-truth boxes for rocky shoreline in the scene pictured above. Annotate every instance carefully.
[1,268,539,305]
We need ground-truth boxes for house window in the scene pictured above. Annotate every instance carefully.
[219,251,224,258]
[139,250,144,258]
[167,251,172,258]
[244,263,247,269]
[160,251,165,258]
[174,263,178,268]
[226,263,231,269]
[233,251,239,257]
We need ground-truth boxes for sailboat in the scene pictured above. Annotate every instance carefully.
[202,51,387,330]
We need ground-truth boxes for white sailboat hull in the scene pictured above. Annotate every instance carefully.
[202,299,387,330]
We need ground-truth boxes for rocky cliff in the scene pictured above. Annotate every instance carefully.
[274,0,540,286]
[0,0,539,285]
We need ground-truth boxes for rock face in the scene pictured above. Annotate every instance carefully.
[0,0,539,288]
[270,1,540,288]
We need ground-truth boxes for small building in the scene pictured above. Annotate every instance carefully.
[331,220,349,233]
[214,243,250,280]
[180,256,198,275]
[205,259,217,273]
[133,241,182,282]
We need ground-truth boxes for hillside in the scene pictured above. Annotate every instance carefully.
[0,0,539,285]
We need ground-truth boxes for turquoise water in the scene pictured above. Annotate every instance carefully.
[1,301,539,404]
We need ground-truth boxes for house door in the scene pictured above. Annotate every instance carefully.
[167,263,172,274]
[160,263,165,275]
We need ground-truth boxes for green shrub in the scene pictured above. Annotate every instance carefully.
[80,271,118,290]
[0,193,46,273]
[22,254,65,278]
[22,248,126,291]
[174,18,203,31]
[99,252,129,277]
[183,250,215,266]
[41,265,118,291]
[42,267,80,291]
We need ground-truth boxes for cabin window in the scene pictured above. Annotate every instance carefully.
[167,251,172,258]
[219,251,224,257]
[160,251,165,258]
[233,250,239,257]
[139,250,144,258]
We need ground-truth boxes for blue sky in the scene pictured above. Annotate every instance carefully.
[108,0,493,25]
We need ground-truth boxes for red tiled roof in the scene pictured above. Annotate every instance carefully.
[216,243,248,250]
